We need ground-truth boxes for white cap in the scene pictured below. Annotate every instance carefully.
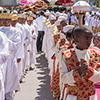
[72,11,75,14]
[55,12,60,17]
[46,10,49,12]
[30,14,36,18]
[63,25,74,33]
[62,13,67,18]
[44,11,49,16]
[96,12,99,16]
[86,12,89,15]
[49,14,56,20]
[58,16,67,21]
[0,7,3,12]
[36,11,40,14]
[91,11,94,15]
[55,20,61,26]
[18,14,26,18]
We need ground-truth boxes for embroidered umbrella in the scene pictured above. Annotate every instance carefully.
[72,1,90,11]
[55,0,74,7]
[33,0,48,9]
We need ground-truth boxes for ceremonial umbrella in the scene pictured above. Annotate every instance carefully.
[19,0,36,7]
[33,0,48,9]
[55,0,74,7]
[72,1,90,11]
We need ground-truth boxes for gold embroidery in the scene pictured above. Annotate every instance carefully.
[63,47,100,99]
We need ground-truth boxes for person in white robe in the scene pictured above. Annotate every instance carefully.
[71,12,79,26]
[21,14,30,81]
[25,16,37,70]
[46,14,57,76]
[0,31,10,100]
[11,14,23,82]
[88,11,94,30]
[0,13,21,100]
[42,11,50,59]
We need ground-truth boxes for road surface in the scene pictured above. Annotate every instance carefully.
[14,53,54,100]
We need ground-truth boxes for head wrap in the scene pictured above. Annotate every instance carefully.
[63,25,74,33]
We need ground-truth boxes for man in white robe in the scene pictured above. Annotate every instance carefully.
[11,14,23,82]
[25,16,37,70]
[46,14,57,76]
[0,13,21,100]
[20,14,30,81]
[0,31,10,100]
[16,14,30,82]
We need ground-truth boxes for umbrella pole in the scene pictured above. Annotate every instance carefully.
[79,13,83,25]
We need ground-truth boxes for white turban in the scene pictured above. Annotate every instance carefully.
[55,20,61,26]
[63,25,74,33]
[18,14,26,18]
[58,16,67,21]
[44,11,49,16]
[49,14,56,20]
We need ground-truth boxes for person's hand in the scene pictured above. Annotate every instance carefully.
[17,58,21,63]
[78,59,90,76]
[32,37,36,39]
[24,42,25,45]
[32,30,34,34]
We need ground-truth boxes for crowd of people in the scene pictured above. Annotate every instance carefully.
[0,5,100,100]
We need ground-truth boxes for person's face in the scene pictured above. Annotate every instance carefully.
[67,37,72,42]
[67,37,72,46]
[0,18,3,26]
[2,18,11,26]
[27,20,33,25]
[50,20,56,24]
[60,22,67,33]
[11,20,17,27]
[18,18,24,24]
[46,16,49,19]
[57,25,61,32]
[75,31,93,50]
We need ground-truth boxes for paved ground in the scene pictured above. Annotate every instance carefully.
[14,53,54,100]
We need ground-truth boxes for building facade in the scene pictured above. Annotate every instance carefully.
[0,0,17,6]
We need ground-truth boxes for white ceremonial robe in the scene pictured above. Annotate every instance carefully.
[42,21,50,59]
[32,20,38,53]
[0,31,10,100]
[61,46,100,100]
[85,13,90,26]
[89,16,94,30]
[0,26,21,93]
[22,23,30,76]
[30,24,37,65]
[71,15,79,25]
[25,23,37,69]
[15,23,25,80]
[46,24,57,76]
[24,23,32,70]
